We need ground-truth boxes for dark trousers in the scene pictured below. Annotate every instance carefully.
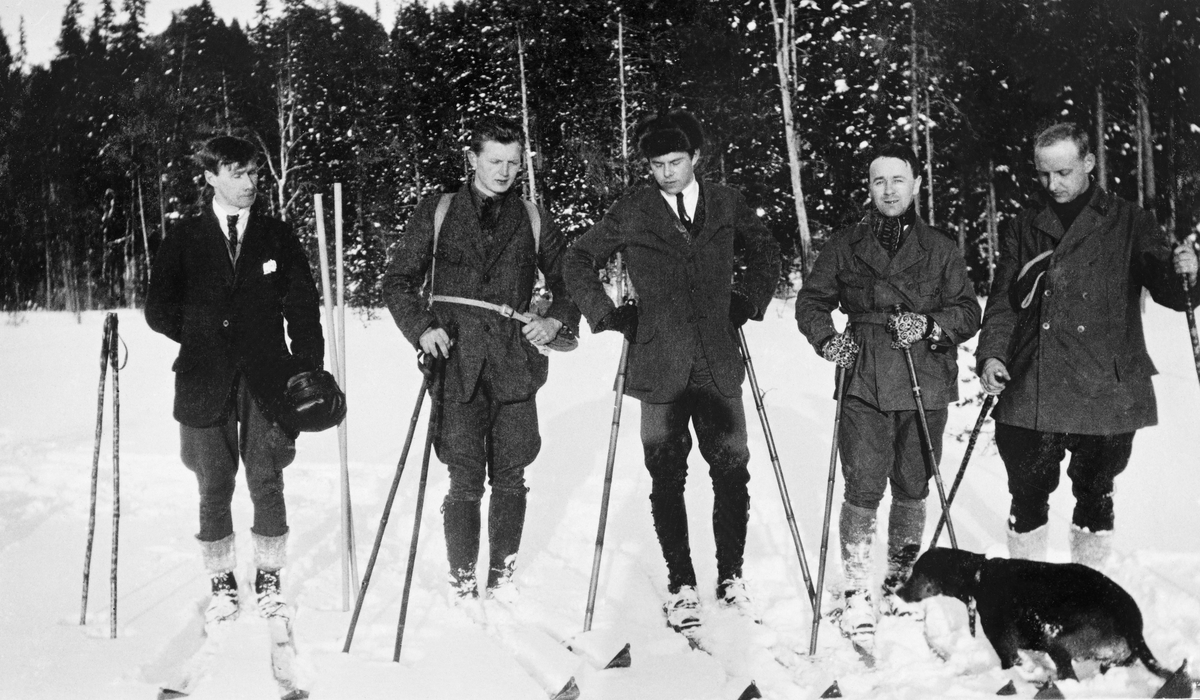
[640,358,750,594]
[435,366,541,504]
[996,423,1134,533]
[180,377,295,542]
[839,395,946,510]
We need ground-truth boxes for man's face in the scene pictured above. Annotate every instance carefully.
[868,156,921,218]
[648,151,698,195]
[468,140,522,198]
[1034,139,1095,204]
[205,161,259,211]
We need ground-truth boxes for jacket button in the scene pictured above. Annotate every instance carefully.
[1043,289,1051,297]
[1042,322,1050,330]
[1077,325,1085,333]
[483,274,491,283]
[223,320,230,328]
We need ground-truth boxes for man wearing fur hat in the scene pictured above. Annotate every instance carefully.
[563,110,780,636]
[794,143,980,653]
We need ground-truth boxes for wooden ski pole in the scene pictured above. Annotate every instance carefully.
[737,327,816,613]
[930,395,994,548]
[395,358,445,662]
[810,366,847,655]
[899,344,958,550]
[81,313,113,626]
[583,255,632,633]
[108,313,121,639]
[344,375,430,653]
[314,194,351,611]
[334,183,359,598]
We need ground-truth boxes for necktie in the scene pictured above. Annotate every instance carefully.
[226,214,239,259]
[676,193,691,227]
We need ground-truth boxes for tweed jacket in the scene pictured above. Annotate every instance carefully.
[795,211,981,412]
[145,208,324,429]
[382,183,580,404]
[563,180,780,403]
[977,187,1200,434]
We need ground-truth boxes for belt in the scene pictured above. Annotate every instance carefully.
[430,294,577,352]
[846,312,889,325]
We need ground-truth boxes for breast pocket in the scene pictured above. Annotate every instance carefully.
[836,270,874,311]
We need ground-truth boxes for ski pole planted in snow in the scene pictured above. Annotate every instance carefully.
[930,395,994,548]
[334,183,359,597]
[810,366,847,655]
[394,357,446,662]
[892,306,958,550]
[737,327,816,612]
[315,193,355,611]
[1178,234,1200,387]
[108,313,121,639]
[343,373,431,653]
[584,255,634,633]
[81,313,113,627]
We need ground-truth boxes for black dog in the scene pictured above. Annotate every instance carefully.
[897,547,1172,681]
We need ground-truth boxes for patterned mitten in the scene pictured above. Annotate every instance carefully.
[821,333,860,369]
[886,311,932,349]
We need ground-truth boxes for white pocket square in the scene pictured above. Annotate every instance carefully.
[263,260,277,274]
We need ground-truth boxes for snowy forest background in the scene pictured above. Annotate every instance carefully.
[1,0,1199,312]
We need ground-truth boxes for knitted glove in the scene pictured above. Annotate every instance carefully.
[728,291,757,328]
[821,333,860,369]
[886,311,933,350]
[595,300,639,342]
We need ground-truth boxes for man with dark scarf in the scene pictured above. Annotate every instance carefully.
[795,143,981,654]
[978,122,1199,572]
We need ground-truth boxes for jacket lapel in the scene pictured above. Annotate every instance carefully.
[232,211,262,288]
[887,217,932,274]
[479,193,522,275]
[205,211,235,286]
[850,216,891,277]
[691,182,721,248]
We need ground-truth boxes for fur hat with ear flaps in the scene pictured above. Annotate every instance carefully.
[636,110,705,159]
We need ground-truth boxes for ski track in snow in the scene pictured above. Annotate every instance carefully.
[2,299,1199,699]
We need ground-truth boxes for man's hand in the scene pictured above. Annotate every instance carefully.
[595,301,639,342]
[821,333,860,369]
[523,314,563,346]
[886,310,933,350]
[980,357,1011,395]
[419,325,452,358]
[1173,241,1198,285]
[729,291,757,329]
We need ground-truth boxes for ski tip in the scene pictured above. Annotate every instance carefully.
[551,677,580,700]
[157,690,189,700]
[605,642,632,669]
[736,681,763,700]
[280,692,310,700]
[819,680,843,698]
[1153,661,1194,699]
[995,680,1017,695]
[1032,681,1065,699]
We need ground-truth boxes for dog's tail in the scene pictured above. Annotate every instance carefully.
[1132,637,1173,680]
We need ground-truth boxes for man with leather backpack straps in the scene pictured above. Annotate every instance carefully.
[382,115,580,610]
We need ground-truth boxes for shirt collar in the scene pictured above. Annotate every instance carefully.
[212,199,250,237]
[658,178,700,218]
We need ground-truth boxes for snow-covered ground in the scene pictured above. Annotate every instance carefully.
[2,297,1198,699]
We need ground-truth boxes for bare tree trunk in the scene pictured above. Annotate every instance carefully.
[138,178,152,281]
[987,161,998,289]
[517,28,537,206]
[1167,114,1177,236]
[957,216,965,254]
[1095,84,1107,190]
[909,3,921,218]
[1135,26,1155,209]
[769,0,813,276]
[44,181,54,308]
[923,82,934,225]
[618,13,629,188]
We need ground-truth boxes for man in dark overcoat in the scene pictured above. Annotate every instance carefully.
[977,122,1199,570]
[382,116,579,608]
[795,143,980,649]
[563,110,780,636]
[146,135,326,626]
